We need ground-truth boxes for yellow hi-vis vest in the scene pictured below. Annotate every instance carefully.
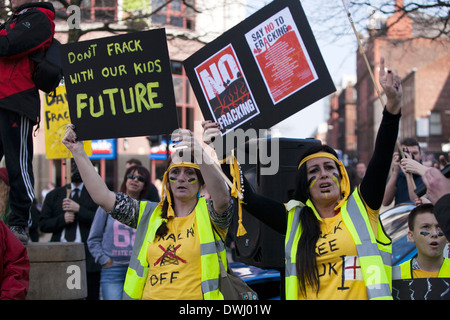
[285,189,393,300]
[393,257,450,280]
[123,197,227,300]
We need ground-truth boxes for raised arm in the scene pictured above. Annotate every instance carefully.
[360,57,402,209]
[201,121,287,234]
[62,124,116,212]
[172,129,231,215]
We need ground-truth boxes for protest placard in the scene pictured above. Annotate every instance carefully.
[184,0,335,136]
[60,29,179,141]
[393,278,450,300]
[44,85,92,159]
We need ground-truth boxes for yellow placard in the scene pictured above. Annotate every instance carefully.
[44,85,92,159]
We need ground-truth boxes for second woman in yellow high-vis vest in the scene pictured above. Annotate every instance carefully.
[205,57,402,300]
[63,127,233,300]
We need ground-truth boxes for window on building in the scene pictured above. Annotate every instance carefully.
[151,0,195,30]
[53,0,117,21]
[429,112,442,136]
[172,61,195,131]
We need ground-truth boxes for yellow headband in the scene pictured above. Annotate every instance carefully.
[298,152,340,170]
[166,162,200,172]
[159,162,201,218]
[297,152,350,212]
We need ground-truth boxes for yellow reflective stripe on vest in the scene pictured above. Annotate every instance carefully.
[440,259,450,277]
[394,257,450,280]
[285,205,302,300]
[123,201,155,299]
[392,259,413,280]
[124,198,225,300]
[197,197,225,300]
[342,192,392,300]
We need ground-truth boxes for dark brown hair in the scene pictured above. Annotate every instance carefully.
[408,203,434,231]
[119,165,150,201]
[293,144,341,297]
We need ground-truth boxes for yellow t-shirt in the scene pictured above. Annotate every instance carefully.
[141,210,226,300]
[299,206,379,300]
[412,269,439,279]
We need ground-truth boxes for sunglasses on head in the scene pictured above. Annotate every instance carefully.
[127,174,146,183]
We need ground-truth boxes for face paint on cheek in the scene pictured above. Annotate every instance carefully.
[188,177,197,185]
[308,176,317,190]
[332,173,340,189]
[169,177,178,183]
[420,231,430,237]
[438,232,445,238]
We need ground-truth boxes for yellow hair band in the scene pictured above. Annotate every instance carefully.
[167,162,200,171]
[298,152,340,170]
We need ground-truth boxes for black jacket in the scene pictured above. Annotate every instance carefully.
[0,2,55,123]
[39,184,101,272]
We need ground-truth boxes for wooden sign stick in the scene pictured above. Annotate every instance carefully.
[342,1,416,190]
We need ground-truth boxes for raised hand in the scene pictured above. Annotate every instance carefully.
[379,57,402,114]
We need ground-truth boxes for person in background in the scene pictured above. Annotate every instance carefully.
[0,219,29,299]
[126,158,160,202]
[383,138,423,206]
[87,165,150,300]
[346,161,366,191]
[39,162,101,299]
[0,169,29,297]
[0,0,55,244]
[355,161,366,184]
[393,204,449,281]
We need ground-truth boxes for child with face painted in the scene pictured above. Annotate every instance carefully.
[204,57,401,300]
[62,126,233,300]
[393,203,449,280]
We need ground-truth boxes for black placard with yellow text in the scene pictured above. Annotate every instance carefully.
[60,29,179,141]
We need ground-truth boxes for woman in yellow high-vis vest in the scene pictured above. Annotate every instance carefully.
[63,127,233,300]
[204,57,402,300]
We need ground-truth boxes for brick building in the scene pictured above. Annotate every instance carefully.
[326,77,357,164]
[355,0,450,164]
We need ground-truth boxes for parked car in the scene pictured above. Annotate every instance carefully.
[230,261,281,300]
[380,203,417,266]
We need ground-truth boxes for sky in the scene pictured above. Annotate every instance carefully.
[247,0,358,138]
